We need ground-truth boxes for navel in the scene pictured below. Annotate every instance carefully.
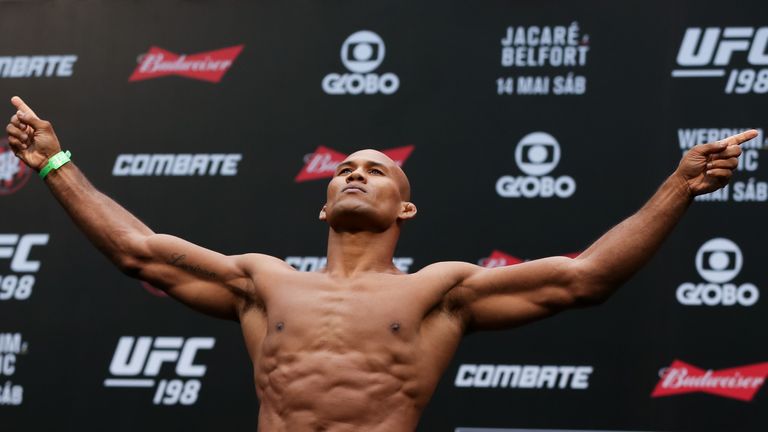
[390,322,401,333]
[275,321,285,332]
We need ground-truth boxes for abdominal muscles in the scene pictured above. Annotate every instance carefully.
[254,328,428,431]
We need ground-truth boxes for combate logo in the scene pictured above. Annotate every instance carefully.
[112,153,242,176]
[455,364,593,389]
[0,55,77,78]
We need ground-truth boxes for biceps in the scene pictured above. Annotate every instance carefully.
[458,257,583,330]
[135,234,244,286]
[130,234,251,320]
[465,286,576,331]
[163,280,242,321]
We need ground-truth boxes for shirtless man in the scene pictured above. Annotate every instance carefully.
[6,96,756,431]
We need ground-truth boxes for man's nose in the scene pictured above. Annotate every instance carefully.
[346,169,366,183]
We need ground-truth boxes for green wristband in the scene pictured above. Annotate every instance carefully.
[39,150,72,179]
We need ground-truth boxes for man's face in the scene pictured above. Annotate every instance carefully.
[320,150,414,232]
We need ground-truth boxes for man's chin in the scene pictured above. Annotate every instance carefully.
[331,204,373,220]
[327,205,388,232]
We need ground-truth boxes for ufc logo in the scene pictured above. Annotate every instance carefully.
[0,234,49,272]
[108,336,215,377]
[677,27,768,66]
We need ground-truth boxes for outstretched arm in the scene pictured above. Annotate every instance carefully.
[5,97,254,321]
[447,130,757,331]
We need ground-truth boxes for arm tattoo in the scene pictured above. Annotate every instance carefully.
[167,253,218,279]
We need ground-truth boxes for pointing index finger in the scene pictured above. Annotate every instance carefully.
[10,96,37,117]
[721,129,758,147]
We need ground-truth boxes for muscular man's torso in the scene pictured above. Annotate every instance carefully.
[238,258,467,431]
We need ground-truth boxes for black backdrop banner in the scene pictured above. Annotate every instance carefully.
[1,0,766,431]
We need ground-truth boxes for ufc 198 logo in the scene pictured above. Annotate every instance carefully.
[673,27,768,94]
[496,132,576,199]
[104,336,215,405]
[0,234,49,301]
[677,238,759,306]
[322,30,400,95]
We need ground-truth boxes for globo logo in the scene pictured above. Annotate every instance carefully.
[677,238,759,306]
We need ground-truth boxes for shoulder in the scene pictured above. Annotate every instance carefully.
[229,253,301,297]
[417,261,484,276]
[233,253,297,275]
[414,261,485,287]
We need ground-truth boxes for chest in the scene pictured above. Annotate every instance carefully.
[265,276,429,342]
[239,270,465,381]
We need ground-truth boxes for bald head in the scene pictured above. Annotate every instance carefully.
[342,149,411,201]
[322,149,417,230]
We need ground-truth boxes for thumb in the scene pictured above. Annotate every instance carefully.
[695,140,728,156]
[11,96,48,129]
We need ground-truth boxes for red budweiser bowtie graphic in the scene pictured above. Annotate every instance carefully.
[479,250,581,268]
[295,145,415,182]
[480,250,524,268]
[129,45,244,83]
[652,359,768,401]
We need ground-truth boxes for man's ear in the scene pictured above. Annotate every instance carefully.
[398,202,417,220]
[319,204,327,221]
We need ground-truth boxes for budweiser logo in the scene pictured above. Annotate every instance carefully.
[479,250,524,268]
[129,45,244,83]
[295,145,415,182]
[479,250,580,268]
[652,359,768,401]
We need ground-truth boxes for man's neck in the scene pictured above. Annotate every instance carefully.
[325,226,400,277]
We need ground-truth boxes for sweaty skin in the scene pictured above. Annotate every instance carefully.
[6,96,755,431]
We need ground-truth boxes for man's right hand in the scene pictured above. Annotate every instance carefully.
[5,96,62,171]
